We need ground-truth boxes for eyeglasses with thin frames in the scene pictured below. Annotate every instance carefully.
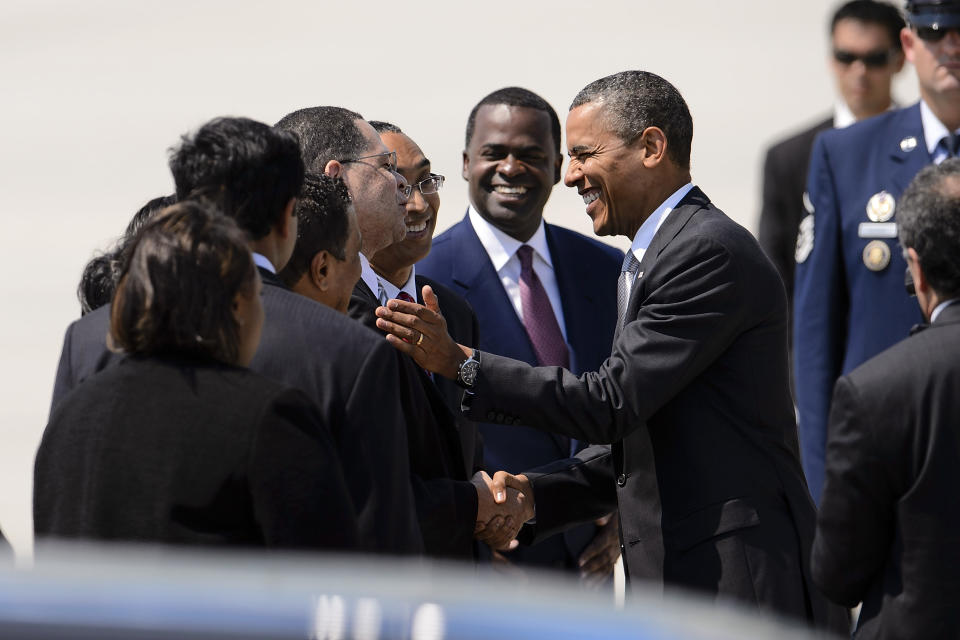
[398,174,445,199]
[342,150,398,174]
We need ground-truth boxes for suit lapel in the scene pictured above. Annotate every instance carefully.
[258,267,286,289]
[623,187,709,326]
[452,211,537,363]
[548,223,595,374]
[888,104,931,195]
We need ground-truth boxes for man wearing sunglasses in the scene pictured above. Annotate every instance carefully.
[759,1,905,349]
[794,0,960,507]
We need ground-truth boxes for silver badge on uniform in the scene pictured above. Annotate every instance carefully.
[802,191,814,215]
[862,240,891,272]
[900,136,918,152]
[796,214,814,264]
[866,191,896,222]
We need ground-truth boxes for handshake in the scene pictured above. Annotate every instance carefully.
[470,470,535,551]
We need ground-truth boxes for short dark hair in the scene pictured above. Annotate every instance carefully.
[831,0,906,51]
[77,194,177,315]
[369,120,403,134]
[465,87,562,156]
[898,158,960,299]
[111,200,256,364]
[274,107,367,174]
[168,117,304,240]
[570,71,694,170]
[279,174,354,287]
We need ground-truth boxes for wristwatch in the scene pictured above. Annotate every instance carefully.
[456,349,481,389]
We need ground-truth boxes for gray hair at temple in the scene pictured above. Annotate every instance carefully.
[570,70,693,170]
[898,158,960,299]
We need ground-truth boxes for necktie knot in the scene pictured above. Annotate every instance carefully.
[517,245,535,271]
[940,134,960,159]
[397,291,416,303]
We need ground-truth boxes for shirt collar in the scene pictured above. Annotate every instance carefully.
[468,205,552,270]
[252,252,276,274]
[931,298,958,323]
[833,101,858,129]
[834,100,897,130]
[628,183,694,262]
[358,253,381,298]
[920,99,958,156]
[380,265,418,301]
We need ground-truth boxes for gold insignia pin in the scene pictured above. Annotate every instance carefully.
[866,191,896,223]
[900,136,918,152]
[863,240,891,272]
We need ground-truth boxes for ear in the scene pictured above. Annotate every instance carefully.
[900,26,916,64]
[277,197,296,238]
[639,127,668,168]
[325,160,344,178]
[462,150,470,182]
[231,292,245,325]
[552,152,563,185]
[908,247,929,295]
[309,251,331,291]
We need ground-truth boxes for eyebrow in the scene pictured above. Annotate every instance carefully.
[480,143,546,153]
[569,145,593,155]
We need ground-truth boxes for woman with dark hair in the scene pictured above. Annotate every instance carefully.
[36,200,358,551]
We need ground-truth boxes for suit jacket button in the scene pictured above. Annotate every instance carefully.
[513,418,522,426]
[487,411,496,420]
[496,413,505,423]
[617,474,626,487]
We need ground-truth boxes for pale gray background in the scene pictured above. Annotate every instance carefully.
[0,0,919,558]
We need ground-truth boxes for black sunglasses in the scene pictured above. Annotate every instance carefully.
[833,48,893,68]
[914,24,960,42]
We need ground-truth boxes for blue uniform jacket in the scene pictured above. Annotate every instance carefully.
[794,103,926,504]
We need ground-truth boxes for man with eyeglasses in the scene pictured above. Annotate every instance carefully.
[794,0,960,506]
[758,1,905,353]
[367,120,487,518]
[276,107,530,560]
[416,88,624,585]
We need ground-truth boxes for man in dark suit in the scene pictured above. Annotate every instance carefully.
[48,117,422,555]
[366,121,484,479]
[760,0,905,308]
[275,108,525,559]
[812,159,960,637]
[416,88,623,580]
[794,0,960,505]
[376,71,847,632]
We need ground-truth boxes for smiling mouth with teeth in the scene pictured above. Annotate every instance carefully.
[582,190,600,205]
[406,221,428,233]
[493,185,528,195]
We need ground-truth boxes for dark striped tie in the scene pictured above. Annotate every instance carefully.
[617,251,641,329]
[517,245,570,368]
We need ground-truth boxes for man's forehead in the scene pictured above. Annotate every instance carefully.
[473,104,553,148]
[355,119,388,155]
[566,102,613,146]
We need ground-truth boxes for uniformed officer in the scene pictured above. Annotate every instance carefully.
[794,0,960,504]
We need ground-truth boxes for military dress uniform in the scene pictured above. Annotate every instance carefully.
[793,103,931,504]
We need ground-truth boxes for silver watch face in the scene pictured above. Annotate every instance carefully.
[459,359,479,387]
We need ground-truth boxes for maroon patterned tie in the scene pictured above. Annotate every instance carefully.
[517,245,570,368]
[398,291,434,381]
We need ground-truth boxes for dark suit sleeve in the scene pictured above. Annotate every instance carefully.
[342,342,424,555]
[811,375,895,607]
[466,234,745,444]
[794,134,846,505]
[49,323,76,417]
[248,388,359,551]
[517,444,617,544]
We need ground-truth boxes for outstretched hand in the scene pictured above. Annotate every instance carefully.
[375,285,471,379]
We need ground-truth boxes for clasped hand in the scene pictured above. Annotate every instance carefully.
[471,471,535,551]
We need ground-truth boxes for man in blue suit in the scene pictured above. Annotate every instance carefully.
[417,87,623,581]
[794,0,960,504]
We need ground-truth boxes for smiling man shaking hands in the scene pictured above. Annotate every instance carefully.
[380,71,848,632]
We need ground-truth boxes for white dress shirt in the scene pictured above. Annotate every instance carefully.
[252,252,276,274]
[468,206,568,341]
[625,182,695,267]
[931,298,958,323]
[358,253,387,303]
[920,100,960,165]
